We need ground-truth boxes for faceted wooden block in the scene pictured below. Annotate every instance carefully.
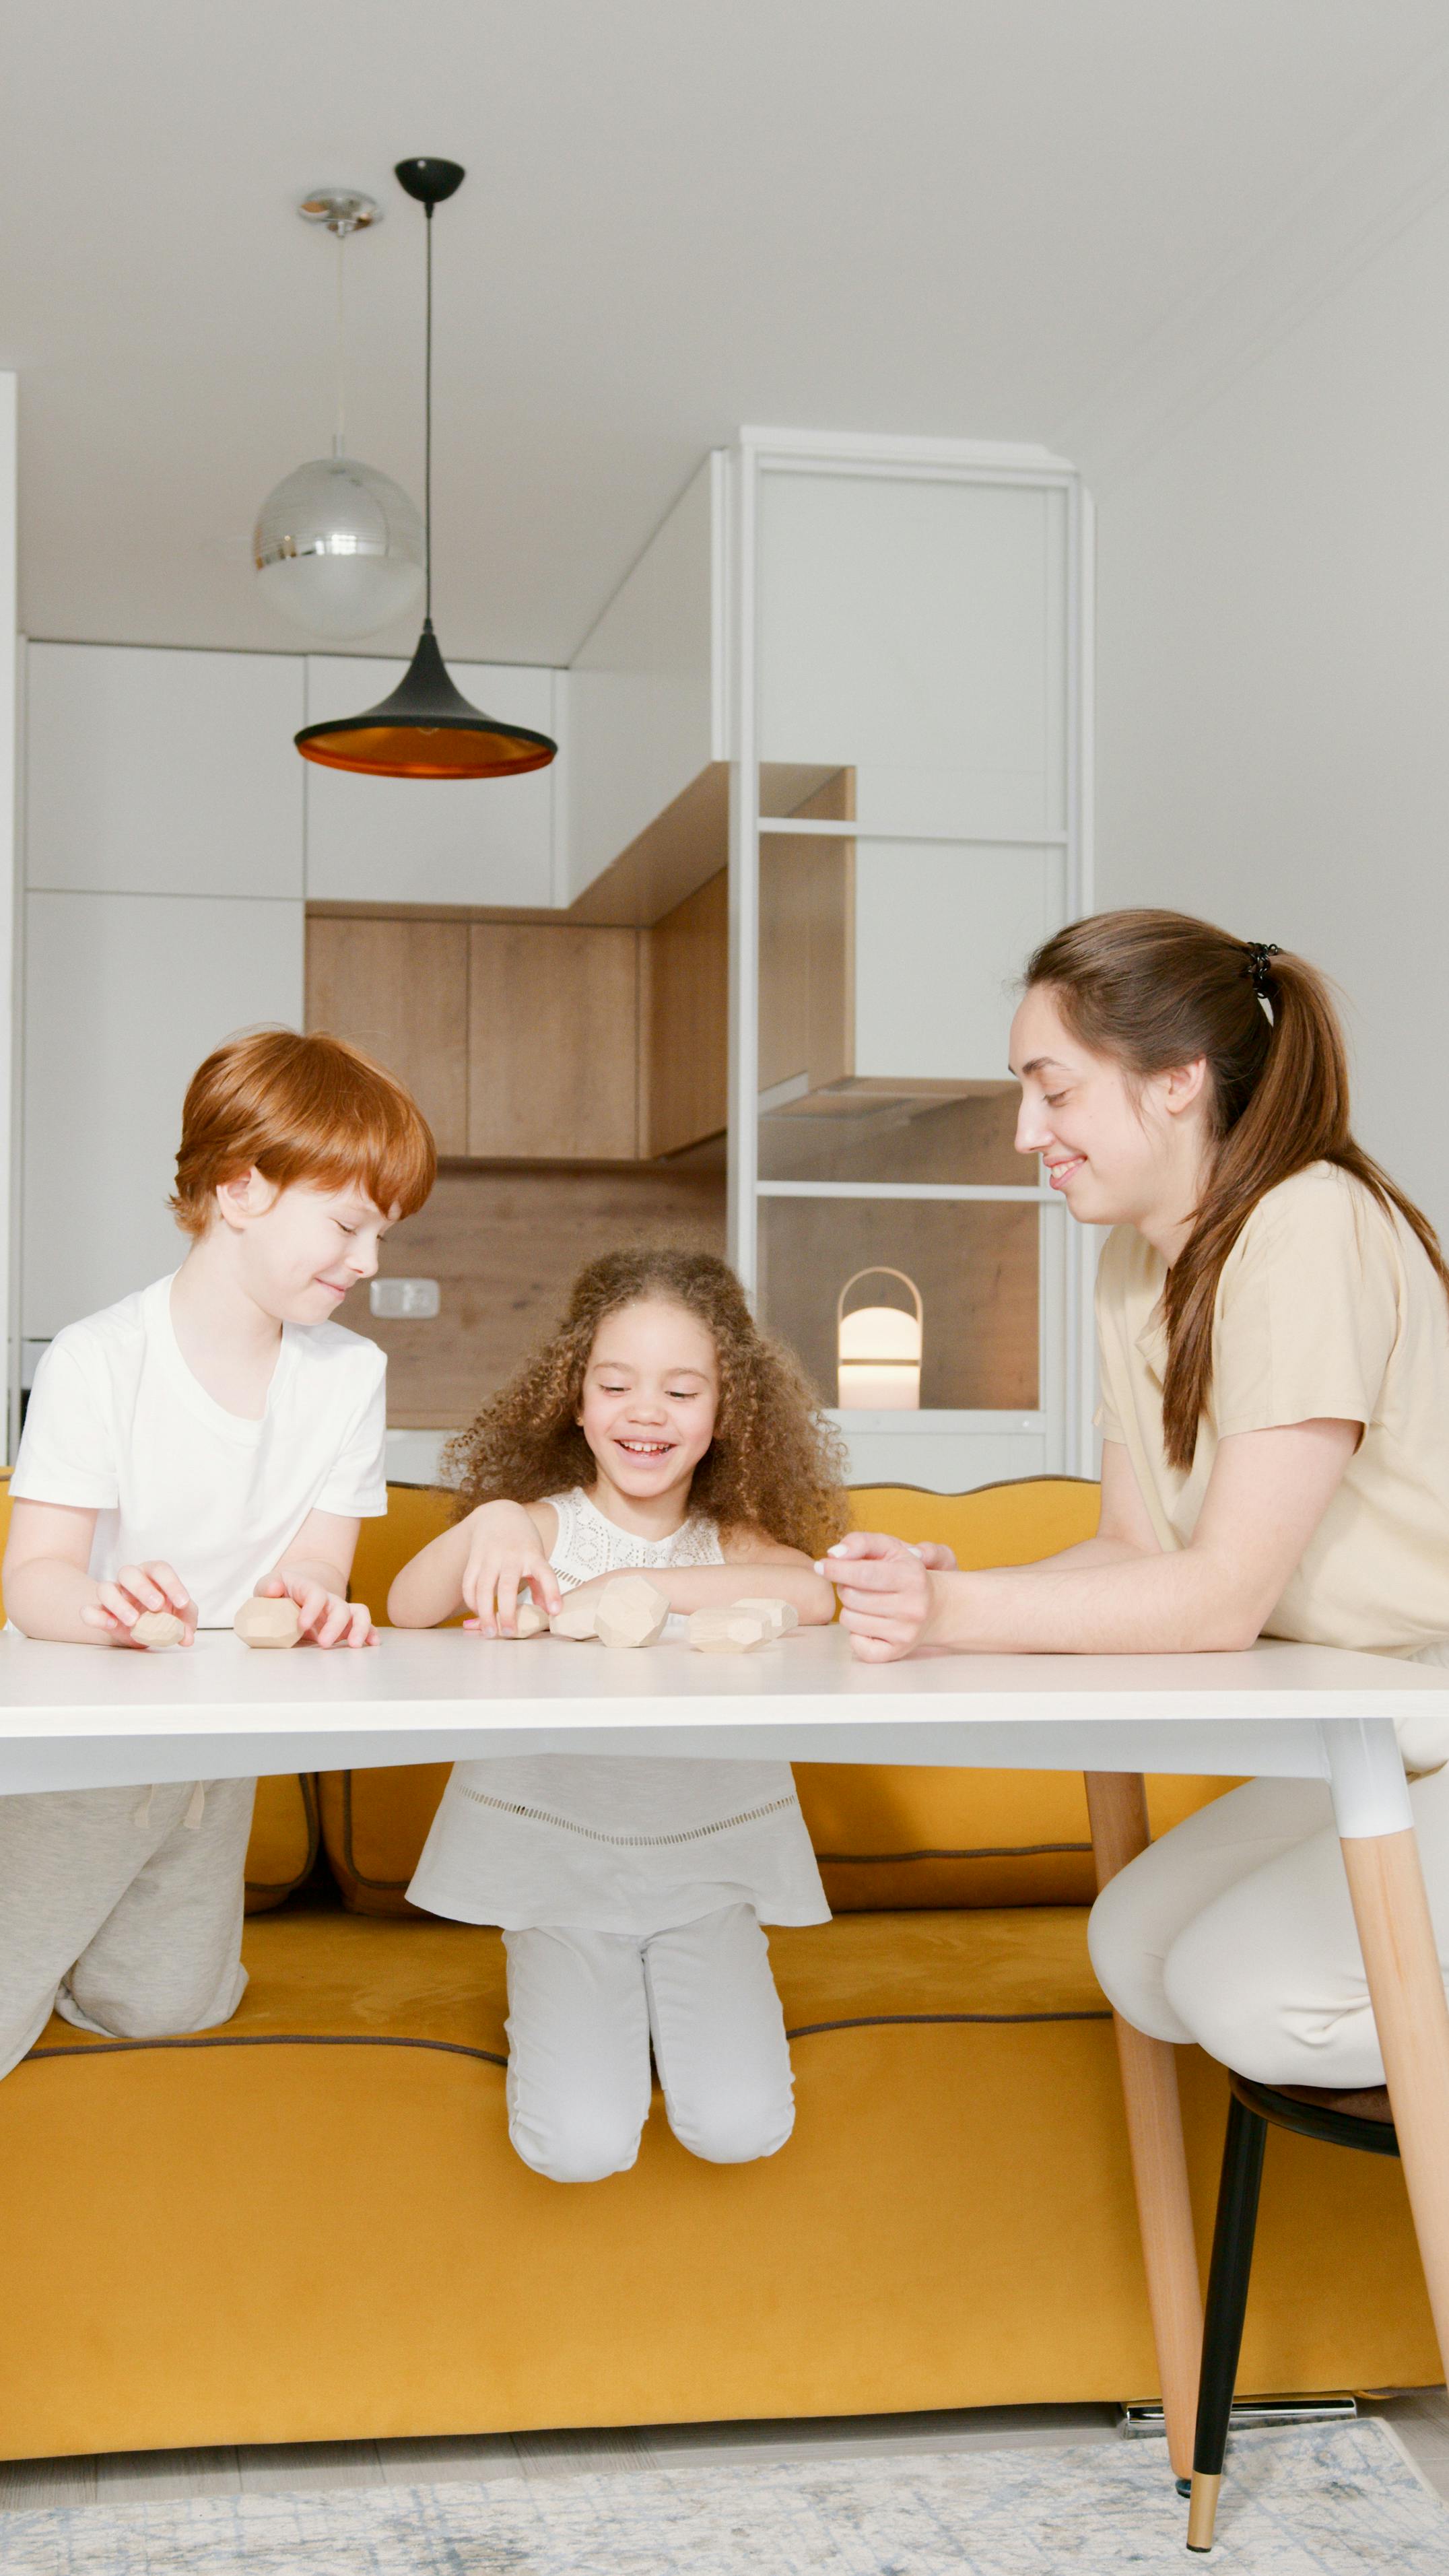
[730,1597,799,1639]
[593,1574,671,1650]
[234,1595,303,1650]
[687,1605,774,1655]
[131,1610,184,1649]
[549,1594,601,1641]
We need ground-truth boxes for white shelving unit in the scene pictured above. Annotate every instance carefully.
[723,429,1096,1492]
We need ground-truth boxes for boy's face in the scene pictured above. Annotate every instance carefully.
[213,1172,398,1324]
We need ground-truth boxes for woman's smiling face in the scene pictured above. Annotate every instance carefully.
[1010,982,1209,1233]
[577,1296,720,1501]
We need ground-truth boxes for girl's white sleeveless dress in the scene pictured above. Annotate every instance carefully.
[406,1488,830,1935]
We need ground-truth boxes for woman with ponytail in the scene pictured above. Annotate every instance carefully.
[825,908,1449,2088]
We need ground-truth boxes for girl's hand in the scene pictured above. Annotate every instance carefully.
[254,1573,376,1650]
[82,1561,199,1648]
[817,1529,942,1662]
[459,1502,564,1638]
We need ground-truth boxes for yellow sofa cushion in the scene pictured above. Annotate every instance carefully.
[322,1477,1232,1916]
[244,1773,321,1913]
[3,1464,318,1913]
[3,1903,1436,2458]
[350,1483,459,1624]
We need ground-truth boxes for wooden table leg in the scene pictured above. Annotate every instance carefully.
[1086,1771,1203,2484]
[1341,1829,1449,2379]
[1322,1716,1449,2391]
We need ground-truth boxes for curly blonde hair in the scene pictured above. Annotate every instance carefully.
[444,1248,849,1557]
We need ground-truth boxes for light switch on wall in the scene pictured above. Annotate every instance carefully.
[369,1279,441,1320]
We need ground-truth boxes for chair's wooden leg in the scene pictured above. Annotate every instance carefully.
[1085,1771,1203,2485]
[1340,1828,1449,2382]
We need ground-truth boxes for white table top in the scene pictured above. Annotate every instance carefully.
[0,1623,1444,1799]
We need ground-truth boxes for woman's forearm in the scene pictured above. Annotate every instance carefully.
[923,1545,1264,1656]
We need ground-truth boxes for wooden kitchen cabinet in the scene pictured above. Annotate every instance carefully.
[642,870,727,1157]
[468,924,639,1160]
[304,897,728,1168]
[758,770,853,1102]
[304,916,469,1156]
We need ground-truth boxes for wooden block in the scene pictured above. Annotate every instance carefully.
[593,1574,671,1650]
[501,1600,549,1639]
[687,1605,774,1655]
[131,1610,184,1649]
[730,1596,798,1639]
[234,1595,303,1650]
[549,1595,601,1641]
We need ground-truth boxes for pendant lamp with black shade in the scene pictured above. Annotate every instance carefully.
[294,158,558,781]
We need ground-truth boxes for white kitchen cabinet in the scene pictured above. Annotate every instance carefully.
[22,891,304,1339]
[26,644,304,897]
[756,469,1067,840]
[303,657,562,905]
[564,455,723,904]
[852,841,1065,1082]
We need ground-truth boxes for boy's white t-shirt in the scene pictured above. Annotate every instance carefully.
[11,1274,388,1626]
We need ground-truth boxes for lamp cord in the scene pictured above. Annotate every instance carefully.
[333,231,346,459]
[424,205,434,621]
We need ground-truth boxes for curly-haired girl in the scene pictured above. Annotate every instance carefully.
[389,1248,848,2185]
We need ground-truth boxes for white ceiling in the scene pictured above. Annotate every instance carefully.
[4,0,1448,666]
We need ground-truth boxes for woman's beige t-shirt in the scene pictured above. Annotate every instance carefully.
[1096,1161,1449,1666]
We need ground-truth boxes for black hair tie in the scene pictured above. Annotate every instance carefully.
[1245,941,1281,998]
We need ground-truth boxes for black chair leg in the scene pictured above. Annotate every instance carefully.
[1187,2091,1269,2551]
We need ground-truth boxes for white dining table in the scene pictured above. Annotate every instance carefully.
[3,1620,1448,2520]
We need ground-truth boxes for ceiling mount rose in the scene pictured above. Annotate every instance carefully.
[293,156,557,781]
[393,158,465,209]
[298,187,382,236]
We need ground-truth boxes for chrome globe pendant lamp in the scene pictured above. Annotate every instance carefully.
[254,189,425,640]
[294,158,558,780]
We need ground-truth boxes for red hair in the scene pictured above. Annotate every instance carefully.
[170,1028,436,1238]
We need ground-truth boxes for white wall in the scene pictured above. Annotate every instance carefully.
[0,377,16,1460]
[1093,193,1449,1241]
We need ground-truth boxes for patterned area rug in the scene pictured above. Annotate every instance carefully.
[0,2421,1442,2573]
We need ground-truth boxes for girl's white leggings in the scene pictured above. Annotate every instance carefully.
[1087,1764,1449,2089]
[502,1901,795,2183]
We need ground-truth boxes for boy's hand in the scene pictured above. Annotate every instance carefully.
[817,1529,945,1662]
[254,1573,376,1650]
[82,1562,198,1648]
[460,1501,563,1637]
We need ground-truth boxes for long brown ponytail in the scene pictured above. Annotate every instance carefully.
[1024,910,1449,1471]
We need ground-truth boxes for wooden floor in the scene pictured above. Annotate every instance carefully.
[1,2389,1446,2510]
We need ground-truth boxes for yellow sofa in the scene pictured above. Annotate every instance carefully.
[0,1473,1436,2462]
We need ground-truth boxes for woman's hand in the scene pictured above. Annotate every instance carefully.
[908,1539,959,1573]
[817,1529,945,1662]
[459,1501,564,1638]
[81,1561,199,1648]
[253,1573,376,1650]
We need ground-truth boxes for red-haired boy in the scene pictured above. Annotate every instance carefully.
[0,1029,435,2078]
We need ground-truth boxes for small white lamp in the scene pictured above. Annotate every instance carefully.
[837,1269,924,1411]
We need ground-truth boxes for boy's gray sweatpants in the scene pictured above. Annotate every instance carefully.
[0,1776,256,2080]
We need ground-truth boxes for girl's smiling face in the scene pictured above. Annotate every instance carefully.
[577,1297,720,1503]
